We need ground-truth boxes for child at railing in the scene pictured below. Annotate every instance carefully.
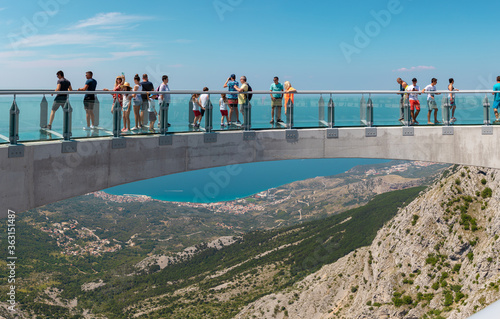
[192,94,203,128]
[121,82,132,132]
[148,92,158,132]
[219,94,229,127]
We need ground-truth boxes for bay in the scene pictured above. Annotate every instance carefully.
[104,158,389,203]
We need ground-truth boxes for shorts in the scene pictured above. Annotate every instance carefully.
[52,99,67,111]
[193,110,201,117]
[410,100,420,111]
[427,99,437,110]
[272,98,282,108]
[494,100,500,110]
[149,111,157,122]
[200,109,205,117]
[133,99,142,107]
[220,110,228,116]
[123,100,131,112]
[83,98,95,110]
[228,99,238,107]
[449,98,456,107]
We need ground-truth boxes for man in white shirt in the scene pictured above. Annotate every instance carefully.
[158,75,171,129]
[406,78,421,125]
[199,87,210,120]
[422,78,441,124]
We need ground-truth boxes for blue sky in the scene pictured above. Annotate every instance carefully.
[0,0,499,91]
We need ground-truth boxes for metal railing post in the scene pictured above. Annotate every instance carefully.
[328,95,335,128]
[112,99,122,137]
[483,95,490,125]
[403,97,411,126]
[286,99,294,129]
[188,99,194,125]
[9,97,19,145]
[94,97,100,127]
[160,101,169,134]
[318,95,325,126]
[366,94,374,127]
[360,95,367,125]
[62,100,72,141]
[40,95,48,128]
[244,102,252,131]
[442,96,451,125]
[205,98,213,133]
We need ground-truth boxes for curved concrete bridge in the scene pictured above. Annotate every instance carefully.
[1,125,498,217]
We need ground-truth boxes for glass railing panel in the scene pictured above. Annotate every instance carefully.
[332,94,365,127]
[8,95,64,143]
[0,95,12,144]
[70,95,113,139]
[289,94,326,129]
[452,94,484,125]
[369,94,399,126]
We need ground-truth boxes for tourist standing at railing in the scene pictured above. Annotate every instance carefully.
[192,93,203,128]
[147,92,157,132]
[121,82,132,132]
[406,78,421,125]
[448,78,459,122]
[200,87,210,120]
[422,78,441,125]
[396,77,408,122]
[104,76,123,118]
[158,75,171,128]
[140,74,154,127]
[284,81,296,127]
[77,71,97,130]
[224,74,240,124]
[47,70,72,130]
[284,81,296,113]
[219,94,229,127]
[131,74,143,131]
[493,76,500,123]
[270,76,284,124]
[234,76,249,126]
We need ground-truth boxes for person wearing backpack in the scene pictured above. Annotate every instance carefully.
[234,76,250,129]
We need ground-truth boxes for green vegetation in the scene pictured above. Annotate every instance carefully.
[481,187,492,198]
[0,187,426,318]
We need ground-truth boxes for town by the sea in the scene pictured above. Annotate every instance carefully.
[104,158,390,203]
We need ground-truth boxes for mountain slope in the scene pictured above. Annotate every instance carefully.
[236,166,500,319]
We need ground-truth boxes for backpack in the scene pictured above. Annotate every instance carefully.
[247,83,253,101]
[153,85,160,100]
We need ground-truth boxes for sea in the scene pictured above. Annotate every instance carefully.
[104,158,390,203]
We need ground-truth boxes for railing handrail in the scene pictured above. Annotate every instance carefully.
[0,89,499,96]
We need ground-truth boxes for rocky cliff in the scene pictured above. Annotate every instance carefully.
[236,166,500,319]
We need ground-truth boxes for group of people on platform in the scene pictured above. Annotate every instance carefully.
[396,76,500,125]
[46,71,170,132]
[44,70,500,132]
[192,75,296,128]
[47,70,297,131]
